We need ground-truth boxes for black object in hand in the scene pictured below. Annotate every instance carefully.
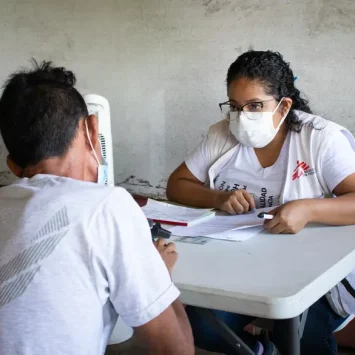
[148,219,172,240]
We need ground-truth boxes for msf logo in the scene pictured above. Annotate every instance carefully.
[292,160,315,181]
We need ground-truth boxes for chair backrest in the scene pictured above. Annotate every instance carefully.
[84,94,115,186]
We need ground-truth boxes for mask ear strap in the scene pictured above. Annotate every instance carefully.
[272,97,284,114]
[274,97,290,130]
[85,120,100,165]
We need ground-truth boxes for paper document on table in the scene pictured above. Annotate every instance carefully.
[170,207,275,241]
[141,199,215,226]
[209,226,264,241]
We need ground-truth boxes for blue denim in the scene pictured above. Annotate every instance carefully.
[186,297,346,355]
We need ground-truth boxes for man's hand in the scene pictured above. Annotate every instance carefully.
[215,190,255,215]
[264,200,311,234]
[154,238,178,274]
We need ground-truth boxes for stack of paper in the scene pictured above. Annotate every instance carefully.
[141,199,215,226]
[170,207,274,242]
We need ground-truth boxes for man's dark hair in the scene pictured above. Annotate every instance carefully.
[0,60,88,168]
[227,50,312,132]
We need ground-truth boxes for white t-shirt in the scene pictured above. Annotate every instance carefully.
[186,129,355,208]
[214,134,290,208]
[0,175,179,355]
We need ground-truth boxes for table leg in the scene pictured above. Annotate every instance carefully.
[274,316,301,355]
[274,310,308,355]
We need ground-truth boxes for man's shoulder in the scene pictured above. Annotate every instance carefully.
[52,179,135,217]
[1,175,136,223]
[55,177,128,199]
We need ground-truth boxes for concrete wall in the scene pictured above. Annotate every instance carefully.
[0,0,354,196]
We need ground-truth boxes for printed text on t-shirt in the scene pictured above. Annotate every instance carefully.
[218,181,274,208]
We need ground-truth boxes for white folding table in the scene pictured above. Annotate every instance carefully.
[171,224,355,354]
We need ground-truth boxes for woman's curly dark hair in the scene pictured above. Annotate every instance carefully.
[226,50,312,132]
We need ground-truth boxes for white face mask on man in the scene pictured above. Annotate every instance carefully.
[229,99,288,148]
[85,120,108,185]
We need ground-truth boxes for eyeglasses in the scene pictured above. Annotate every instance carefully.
[219,99,277,120]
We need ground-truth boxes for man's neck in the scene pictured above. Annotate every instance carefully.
[22,158,82,180]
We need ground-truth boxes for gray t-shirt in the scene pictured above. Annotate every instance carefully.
[0,175,179,355]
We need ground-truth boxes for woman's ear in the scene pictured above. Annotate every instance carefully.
[7,155,23,177]
[281,97,293,115]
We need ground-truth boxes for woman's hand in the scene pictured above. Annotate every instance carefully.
[264,200,311,234]
[215,190,255,215]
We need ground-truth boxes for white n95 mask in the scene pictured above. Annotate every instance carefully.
[229,99,288,148]
[85,120,108,185]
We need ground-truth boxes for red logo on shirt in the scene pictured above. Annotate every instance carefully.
[292,160,314,180]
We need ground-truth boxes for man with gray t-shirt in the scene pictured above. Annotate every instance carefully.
[0,61,193,355]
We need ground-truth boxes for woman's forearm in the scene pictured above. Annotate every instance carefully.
[308,192,355,225]
[166,178,221,209]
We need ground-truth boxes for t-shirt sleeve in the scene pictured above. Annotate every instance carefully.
[185,123,235,183]
[89,188,180,327]
[321,130,355,193]
[185,135,212,182]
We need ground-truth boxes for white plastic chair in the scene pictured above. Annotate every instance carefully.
[107,317,133,345]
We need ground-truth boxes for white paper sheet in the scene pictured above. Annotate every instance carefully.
[207,226,264,241]
[170,207,275,241]
[141,199,215,225]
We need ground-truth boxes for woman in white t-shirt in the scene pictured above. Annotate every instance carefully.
[167,50,355,355]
